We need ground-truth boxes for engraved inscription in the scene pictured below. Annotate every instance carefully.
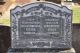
[11,2,72,48]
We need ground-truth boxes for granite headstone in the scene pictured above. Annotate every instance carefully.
[10,2,72,50]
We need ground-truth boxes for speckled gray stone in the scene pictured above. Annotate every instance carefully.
[10,2,72,49]
[8,2,72,53]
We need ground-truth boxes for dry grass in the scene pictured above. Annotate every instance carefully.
[72,6,80,23]
[0,18,10,26]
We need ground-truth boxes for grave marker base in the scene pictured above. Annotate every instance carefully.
[7,48,76,53]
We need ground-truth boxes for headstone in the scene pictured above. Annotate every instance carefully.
[8,2,72,53]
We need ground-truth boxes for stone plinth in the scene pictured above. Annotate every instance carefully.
[7,48,76,53]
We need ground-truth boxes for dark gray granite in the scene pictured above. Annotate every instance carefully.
[10,2,72,49]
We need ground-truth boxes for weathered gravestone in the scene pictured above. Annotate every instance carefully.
[8,2,72,53]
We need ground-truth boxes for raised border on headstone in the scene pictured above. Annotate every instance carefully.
[10,1,72,49]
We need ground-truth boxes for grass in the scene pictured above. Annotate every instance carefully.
[72,6,80,24]
[0,18,10,26]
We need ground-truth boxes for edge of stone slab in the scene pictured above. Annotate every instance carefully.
[7,48,76,53]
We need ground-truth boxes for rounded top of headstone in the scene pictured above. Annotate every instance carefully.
[11,1,72,14]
